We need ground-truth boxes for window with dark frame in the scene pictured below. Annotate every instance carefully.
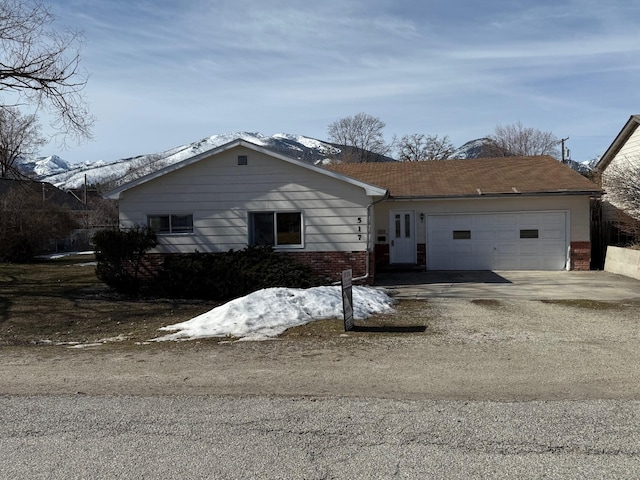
[520,229,539,239]
[453,230,471,240]
[238,155,248,165]
[249,211,302,247]
[148,214,194,234]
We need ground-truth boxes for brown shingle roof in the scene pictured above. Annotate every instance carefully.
[325,156,601,198]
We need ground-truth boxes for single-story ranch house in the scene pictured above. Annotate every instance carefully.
[106,139,601,282]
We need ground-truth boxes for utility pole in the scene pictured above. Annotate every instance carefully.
[561,137,569,164]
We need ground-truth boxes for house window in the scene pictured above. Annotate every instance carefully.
[238,155,248,165]
[148,214,193,234]
[249,212,302,247]
[520,229,539,239]
[453,230,471,240]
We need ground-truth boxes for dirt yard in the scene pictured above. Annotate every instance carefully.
[2,295,640,400]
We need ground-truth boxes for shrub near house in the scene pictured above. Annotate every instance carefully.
[93,227,320,299]
[93,226,157,295]
[153,247,321,301]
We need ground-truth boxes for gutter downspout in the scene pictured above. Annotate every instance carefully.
[352,191,390,283]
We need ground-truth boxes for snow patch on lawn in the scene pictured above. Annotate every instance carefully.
[153,286,395,342]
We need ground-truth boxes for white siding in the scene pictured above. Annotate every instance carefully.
[118,146,373,253]
[610,126,640,166]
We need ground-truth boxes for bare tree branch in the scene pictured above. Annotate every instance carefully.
[0,0,93,142]
[395,133,455,161]
[603,156,640,223]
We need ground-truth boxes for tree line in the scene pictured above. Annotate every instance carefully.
[327,112,562,163]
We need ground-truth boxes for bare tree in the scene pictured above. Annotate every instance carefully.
[0,0,93,141]
[488,122,560,158]
[395,133,455,161]
[0,106,46,177]
[0,182,77,261]
[602,156,640,228]
[327,113,390,162]
[77,196,118,229]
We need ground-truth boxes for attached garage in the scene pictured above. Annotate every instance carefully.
[329,156,601,273]
[426,211,568,270]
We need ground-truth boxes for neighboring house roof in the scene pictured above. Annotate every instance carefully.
[595,114,640,172]
[105,139,388,199]
[326,156,601,198]
[0,178,88,210]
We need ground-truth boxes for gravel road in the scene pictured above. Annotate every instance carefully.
[1,396,639,479]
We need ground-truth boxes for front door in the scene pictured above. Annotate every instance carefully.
[389,210,416,264]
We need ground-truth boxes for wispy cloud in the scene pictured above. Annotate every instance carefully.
[45,0,640,163]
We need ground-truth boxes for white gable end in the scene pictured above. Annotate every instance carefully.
[116,143,385,254]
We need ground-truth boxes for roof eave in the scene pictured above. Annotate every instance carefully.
[389,190,602,200]
[595,114,640,172]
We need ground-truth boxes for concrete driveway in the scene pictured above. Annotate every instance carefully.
[375,270,640,301]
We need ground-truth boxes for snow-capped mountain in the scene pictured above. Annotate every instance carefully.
[18,155,71,177]
[453,138,592,173]
[451,138,508,159]
[24,132,342,190]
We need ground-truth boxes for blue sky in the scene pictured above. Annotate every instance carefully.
[46,0,640,164]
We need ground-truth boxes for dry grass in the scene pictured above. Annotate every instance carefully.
[0,257,434,347]
[0,255,212,346]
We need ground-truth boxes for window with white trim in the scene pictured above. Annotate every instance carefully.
[148,214,193,234]
[249,211,303,247]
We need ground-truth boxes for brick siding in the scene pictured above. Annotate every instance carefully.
[570,241,591,271]
[417,243,426,267]
[135,251,374,284]
[282,251,372,284]
[374,244,389,270]
[374,243,425,270]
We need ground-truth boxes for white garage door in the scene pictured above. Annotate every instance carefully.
[427,212,568,270]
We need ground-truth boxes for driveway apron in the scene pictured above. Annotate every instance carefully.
[375,270,640,301]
